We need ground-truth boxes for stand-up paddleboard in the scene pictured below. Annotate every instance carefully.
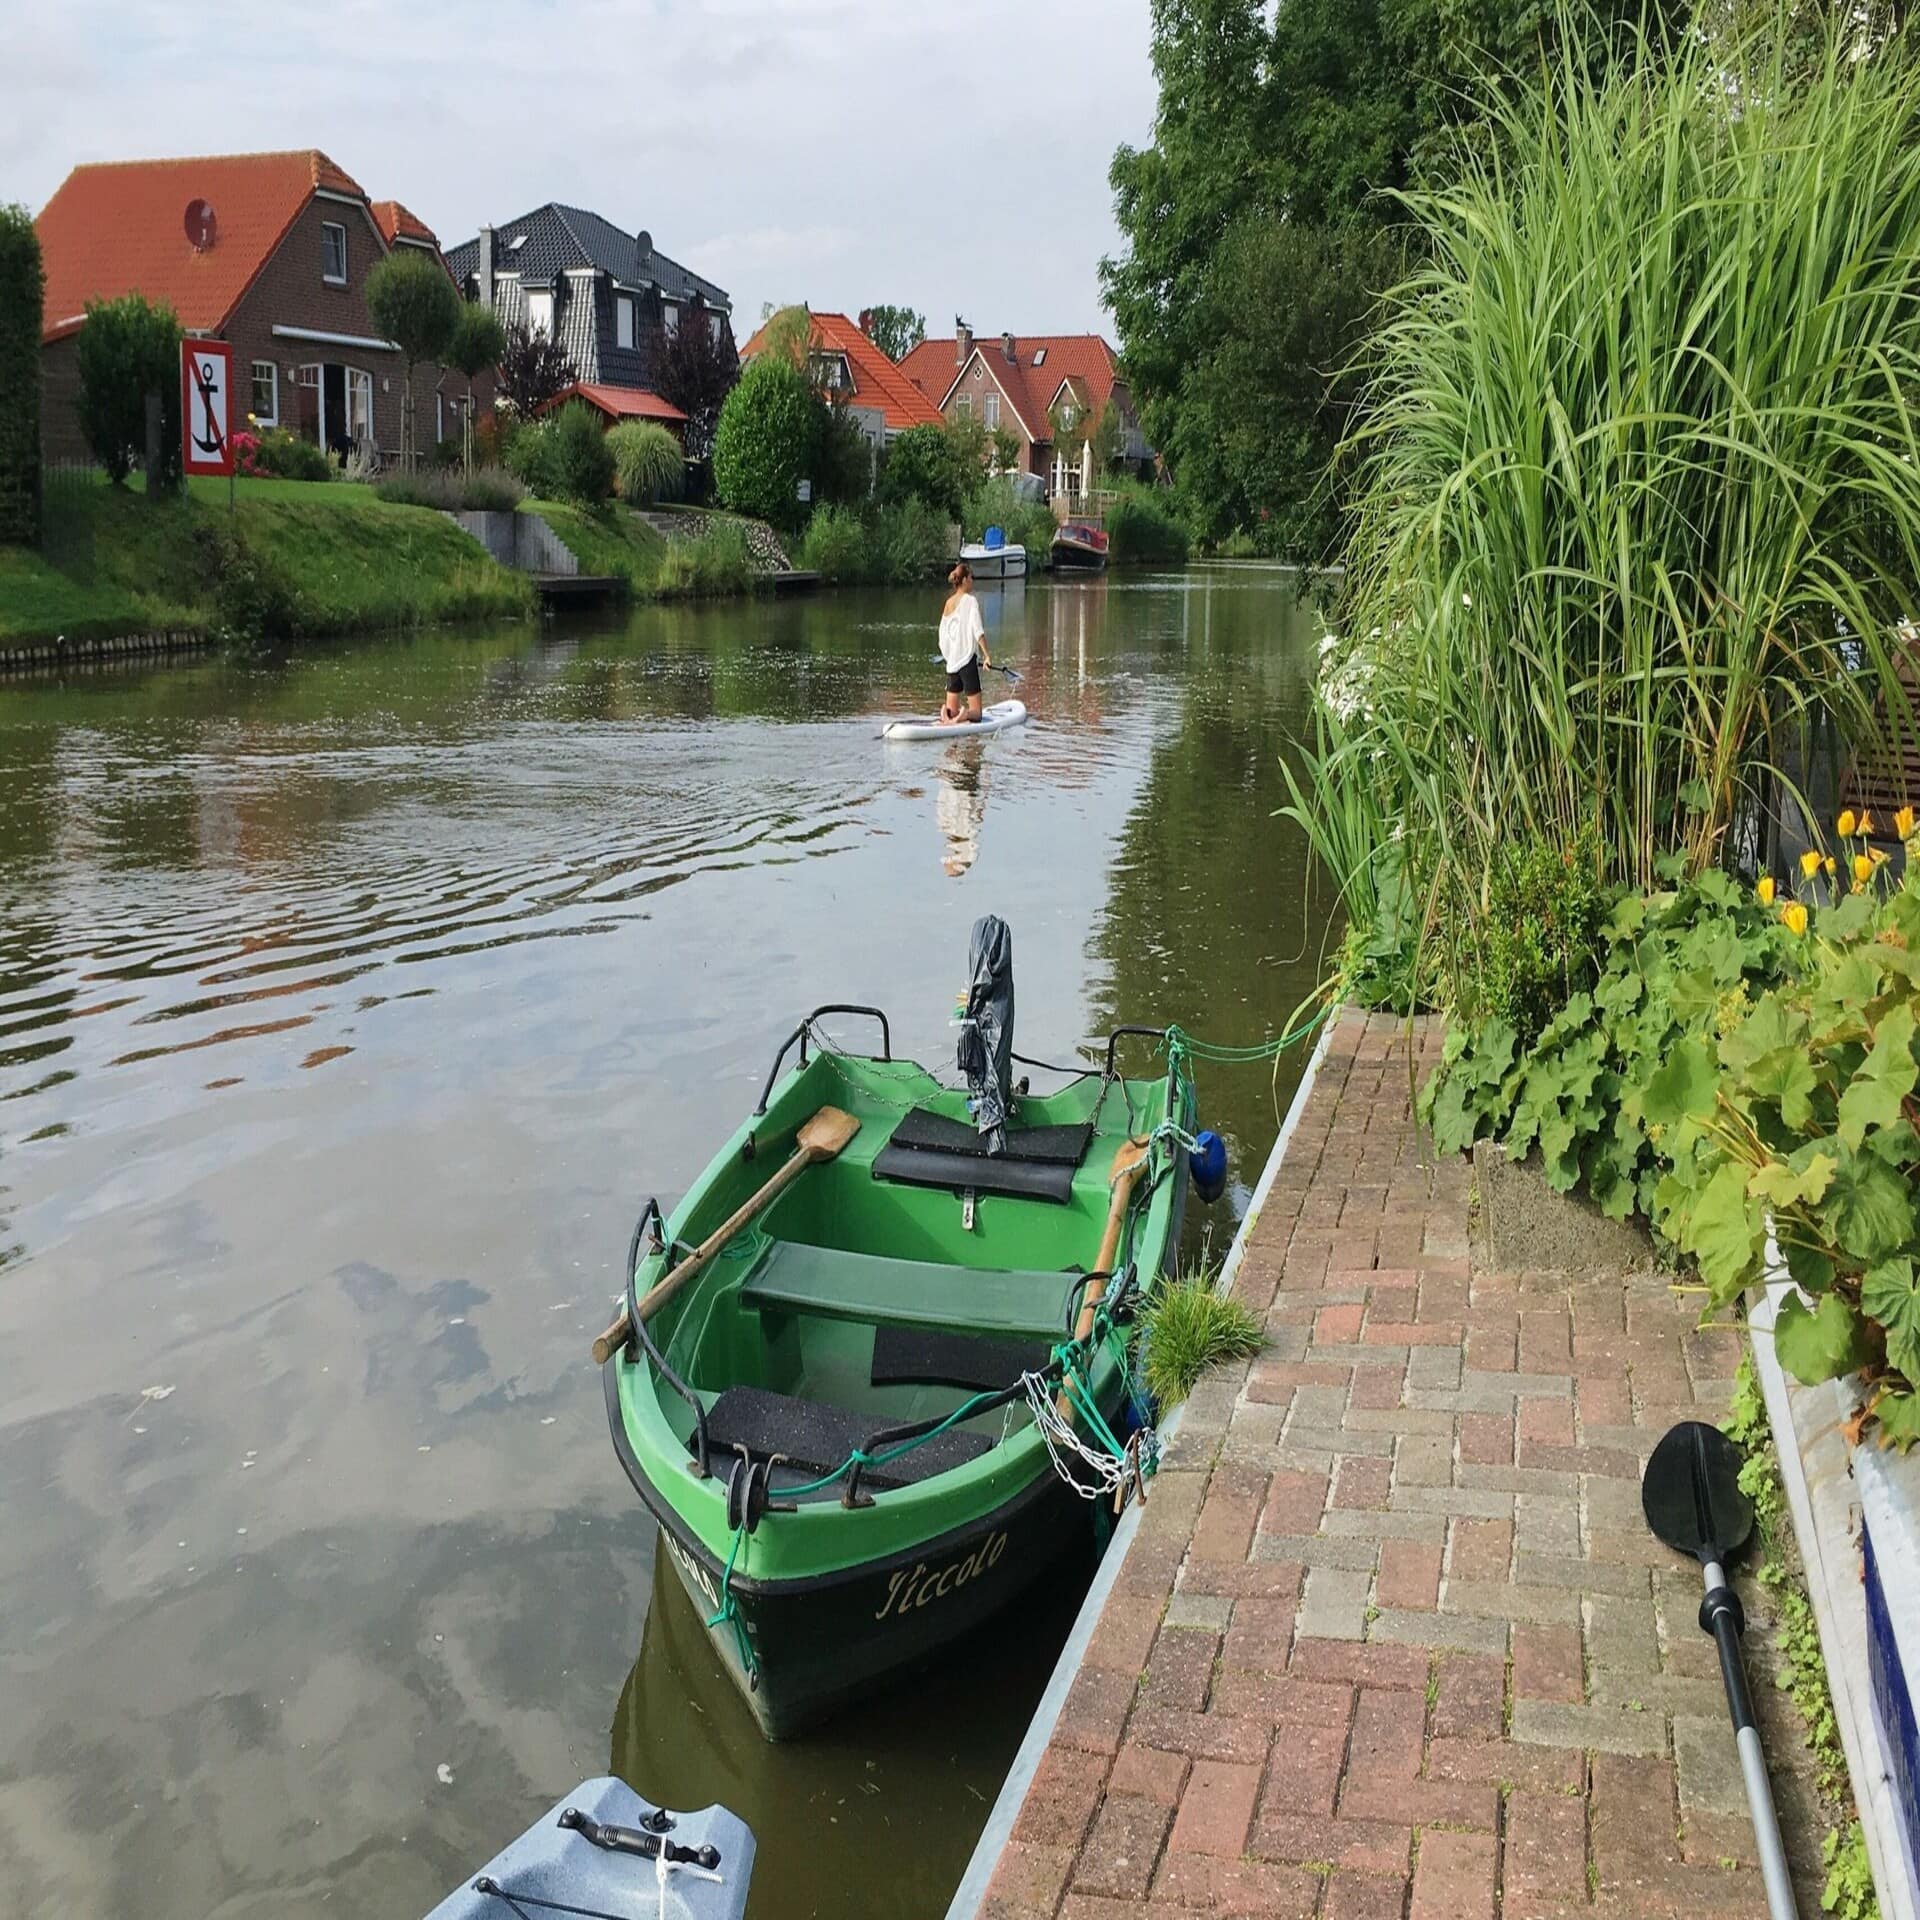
[883,699,1029,743]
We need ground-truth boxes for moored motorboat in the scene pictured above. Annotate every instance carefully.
[596,923,1194,1739]
[1051,523,1109,571]
[961,528,1028,580]
[422,1777,753,1920]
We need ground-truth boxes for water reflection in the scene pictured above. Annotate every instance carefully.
[0,571,1333,1919]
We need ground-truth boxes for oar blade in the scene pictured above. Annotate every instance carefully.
[1643,1419,1752,1560]
[797,1104,860,1158]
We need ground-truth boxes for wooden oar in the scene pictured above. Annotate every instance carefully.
[1057,1138,1151,1421]
[592,1106,861,1364]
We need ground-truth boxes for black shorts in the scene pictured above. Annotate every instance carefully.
[945,658,982,697]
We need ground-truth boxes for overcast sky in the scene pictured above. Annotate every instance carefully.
[9,0,1158,338]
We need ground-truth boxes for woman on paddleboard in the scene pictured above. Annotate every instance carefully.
[937,561,992,724]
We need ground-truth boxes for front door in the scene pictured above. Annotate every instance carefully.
[322,365,347,456]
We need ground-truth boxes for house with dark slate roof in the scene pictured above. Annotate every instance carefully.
[445,205,733,416]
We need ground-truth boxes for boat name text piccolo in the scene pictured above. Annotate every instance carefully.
[875,1531,1008,1620]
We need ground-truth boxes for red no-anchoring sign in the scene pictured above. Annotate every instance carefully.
[181,339,234,477]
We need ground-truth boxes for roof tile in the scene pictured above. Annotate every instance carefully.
[739,311,943,433]
[899,333,1122,441]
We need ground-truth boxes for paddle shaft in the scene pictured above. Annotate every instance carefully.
[1700,1554,1799,1920]
[593,1118,854,1364]
[1058,1142,1150,1421]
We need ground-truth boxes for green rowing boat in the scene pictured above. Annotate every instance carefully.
[598,987,1193,1740]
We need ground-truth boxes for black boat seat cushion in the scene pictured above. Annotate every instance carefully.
[872,1106,1095,1206]
[870,1324,1053,1392]
[699,1385,991,1490]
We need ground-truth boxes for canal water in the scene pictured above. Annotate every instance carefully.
[0,568,1334,1919]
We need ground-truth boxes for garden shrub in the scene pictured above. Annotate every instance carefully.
[871,497,950,583]
[504,417,553,494]
[712,354,817,529]
[250,428,331,483]
[815,403,875,505]
[460,467,524,513]
[962,478,1053,564]
[1466,825,1608,1041]
[880,422,970,521]
[376,465,524,512]
[194,522,296,643]
[76,293,182,486]
[0,204,43,544]
[1653,813,1920,1445]
[544,401,615,504]
[1106,491,1189,565]
[797,503,871,583]
[607,420,684,505]
[656,519,755,598]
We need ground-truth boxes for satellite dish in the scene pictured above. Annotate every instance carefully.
[636,229,652,259]
[184,199,217,252]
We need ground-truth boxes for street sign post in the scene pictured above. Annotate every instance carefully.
[180,339,234,481]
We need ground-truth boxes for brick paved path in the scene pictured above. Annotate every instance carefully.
[978,1010,1817,1920]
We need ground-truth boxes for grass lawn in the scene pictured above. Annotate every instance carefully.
[1,472,532,644]
[523,500,668,591]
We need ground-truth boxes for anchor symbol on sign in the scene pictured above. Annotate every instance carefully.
[189,355,225,458]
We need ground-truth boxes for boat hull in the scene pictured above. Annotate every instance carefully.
[1051,536,1107,572]
[960,543,1028,581]
[609,1360,1113,1738]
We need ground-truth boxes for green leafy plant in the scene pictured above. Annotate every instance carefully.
[655,518,755,599]
[863,303,925,362]
[879,422,969,522]
[713,353,818,530]
[0,203,44,544]
[364,250,462,469]
[75,293,182,487]
[606,421,684,505]
[796,503,870,581]
[1469,824,1608,1041]
[1421,871,1801,1218]
[961,477,1053,563]
[542,401,615,505]
[1105,492,1190,566]
[1652,820,1920,1443]
[1137,1272,1264,1409]
[249,428,332,483]
[446,303,508,474]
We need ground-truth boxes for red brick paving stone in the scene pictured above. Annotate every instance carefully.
[1010,1743,1113,1851]
[1141,1627,1220,1712]
[1110,1741,1191,1806]
[1447,1515,1513,1584]
[1085,1592,1167,1674]
[1520,1308,1573,1372]
[1465,1325,1518,1372]
[1220,1595,1298,1671]
[1458,1412,1515,1466]
[1167,1758,1263,1856]
[1181,1558,1305,1603]
[1287,1639,1431,1691]
[1427,1738,1585,1792]
[1504,1788,1589,1920]
[1071,1794,1175,1901]
[1349,1365,1406,1411]
[1153,1853,1322,1917]
[1518,1396,1576,1449]
[1252,1812,1414,1875]
[1191,1465,1268,1562]
[1257,1713,1350,1816]
[1323,1869,1411,1920]
[1369,1284,1418,1323]
[1511,1624,1584,1703]
[1346,1687,1424,1787]
[1340,1775,1500,1832]
[1430,1653,1505,1740]
[1317,1301,1367,1344]
[1128,1705,1274,1765]
[1334,1455,1394,1511]
[1590,1752,1682,1906]
[1409,1829,1497,1920]
[1376,1539,1442,1610]
[1260,1468,1330,1538]
[983,1839,1077,1916]
[1055,1663,1140,1755]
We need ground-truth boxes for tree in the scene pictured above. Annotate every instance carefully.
[498,322,578,417]
[815,400,875,504]
[712,353,818,528]
[446,302,507,474]
[880,420,982,521]
[990,426,1021,476]
[864,304,926,362]
[0,204,43,544]
[365,251,462,468]
[657,313,738,460]
[76,294,182,487]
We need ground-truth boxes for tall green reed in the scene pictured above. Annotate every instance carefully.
[1298,7,1920,991]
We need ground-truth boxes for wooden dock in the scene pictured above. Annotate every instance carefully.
[532,573,622,606]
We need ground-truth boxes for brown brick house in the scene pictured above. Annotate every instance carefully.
[898,325,1153,510]
[36,150,485,466]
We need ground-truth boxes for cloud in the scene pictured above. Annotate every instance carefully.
[10,0,1157,336]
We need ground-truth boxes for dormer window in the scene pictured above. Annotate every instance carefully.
[527,289,554,339]
[322,222,347,285]
[663,302,680,339]
[708,311,724,344]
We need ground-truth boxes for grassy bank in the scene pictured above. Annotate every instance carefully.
[523,498,668,592]
[1,474,533,646]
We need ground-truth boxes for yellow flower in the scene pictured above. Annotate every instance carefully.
[1872,846,1891,867]
[1839,809,1858,838]
[1799,849,1823,879]
[1898,804,1916,841]
[1860,809,1877,837]
[1781,901,1809,935]
[1756,875,1775,905]
[1826,856,1838,876]
[1855,853,1875,884]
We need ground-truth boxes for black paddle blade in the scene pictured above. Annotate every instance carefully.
[1643,1420,1753,1561]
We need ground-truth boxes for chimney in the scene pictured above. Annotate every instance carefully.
[956,317,972,365]
[477,225,495,307]
[1001,331,1016,363]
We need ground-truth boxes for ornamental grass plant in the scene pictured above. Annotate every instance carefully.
[1298,7,1920,1003]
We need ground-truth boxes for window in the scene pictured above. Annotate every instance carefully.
[344,368,374,448]
[250,361,278,425]
[321,221,347,284]
[616,294,635,351]
[663,302,679,339]
[984,392,1000,430]
[708,311,724,344]
[527,290,554,339]
[955,393,972,420]
[436,389,445,443]
[1032,347,1047,367]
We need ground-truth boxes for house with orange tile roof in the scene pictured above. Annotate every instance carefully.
[899,324,1153,511]
[35,150,487,467]
[739,309,944,450]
